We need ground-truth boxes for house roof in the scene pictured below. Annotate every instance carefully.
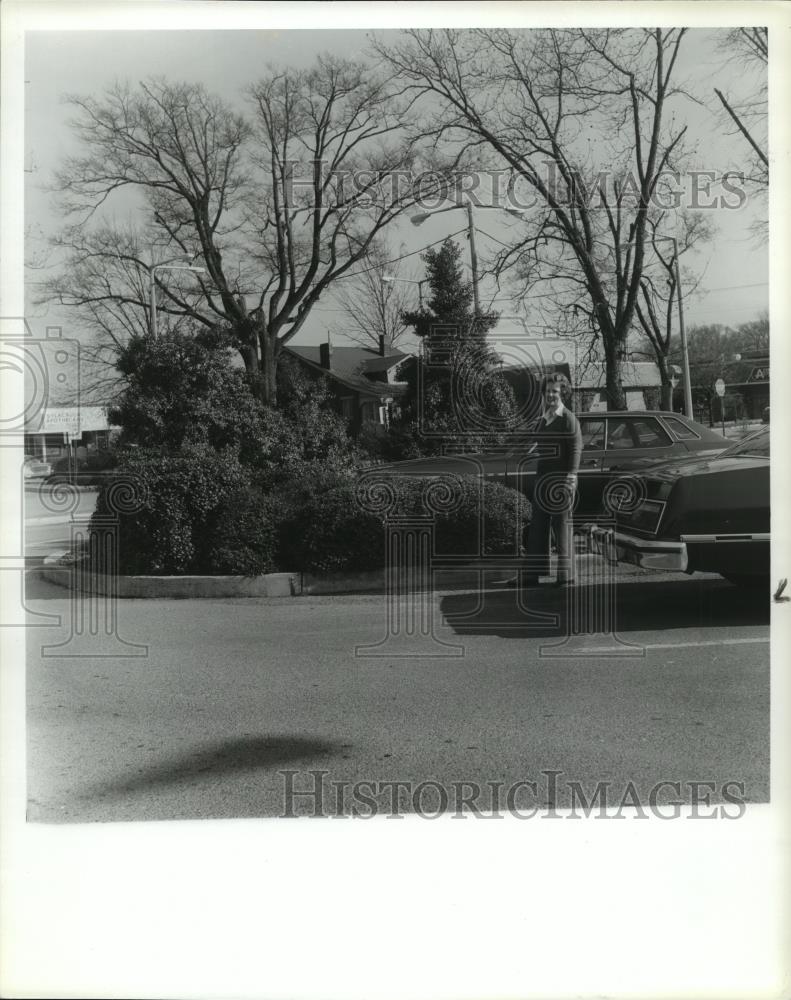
[285,345,412,398]
[503,360,663,390]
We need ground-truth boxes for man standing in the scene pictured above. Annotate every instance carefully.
[523,372,582,587]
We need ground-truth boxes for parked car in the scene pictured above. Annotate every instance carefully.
[23,456,52,479]
[371,411,729,517]
[582,426,770,588]
[45,449,116,486]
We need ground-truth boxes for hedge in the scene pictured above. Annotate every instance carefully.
[92,448,277,576]
[276,469,530,575]
[92,456,529,578]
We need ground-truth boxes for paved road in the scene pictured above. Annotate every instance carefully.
[23,485,97,559]
[25,571,770,822]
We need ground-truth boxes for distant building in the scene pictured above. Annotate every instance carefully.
[25,406,115,461]
[571,361,666,411]
[717,351,769,419]
[285,335,412,434]
[18,322,117,460]
[501,358,666,414]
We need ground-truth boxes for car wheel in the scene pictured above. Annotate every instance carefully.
[721,573,769,590]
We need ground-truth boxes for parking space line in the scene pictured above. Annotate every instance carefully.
[573,636,769,654]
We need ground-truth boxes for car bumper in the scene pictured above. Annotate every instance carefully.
[582,525,688,572]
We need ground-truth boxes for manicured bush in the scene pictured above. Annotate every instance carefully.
[274,467,384,575]
[92,447,277,576]
[275,470,529,575]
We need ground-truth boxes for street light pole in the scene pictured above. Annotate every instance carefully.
[465,201,480,315]
[149,263,207,340]
[410,200,502,318]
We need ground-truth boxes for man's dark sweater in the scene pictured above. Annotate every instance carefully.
[533,408,583,476]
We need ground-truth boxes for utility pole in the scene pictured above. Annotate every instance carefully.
[466,201,481,315]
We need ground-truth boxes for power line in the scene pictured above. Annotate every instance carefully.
[697,281,768,294]
[335,228,468,280]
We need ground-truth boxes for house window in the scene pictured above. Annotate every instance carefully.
[339,397,355,421]
[360,402,378,424]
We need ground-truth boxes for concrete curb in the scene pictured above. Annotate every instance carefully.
[41,558,300,598]
[26,516,79,527]
[25,483,100,493]
[40,551,661,599]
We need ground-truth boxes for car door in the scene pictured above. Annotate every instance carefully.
[575,417,606,514]
[602,415,676,476]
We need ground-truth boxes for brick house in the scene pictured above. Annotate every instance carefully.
[284,335,412,434]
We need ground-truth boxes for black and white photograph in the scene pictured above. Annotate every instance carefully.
[1,2,789,997]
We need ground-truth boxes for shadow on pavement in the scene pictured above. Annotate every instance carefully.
[440,577,770,638]
[76,735,342,800]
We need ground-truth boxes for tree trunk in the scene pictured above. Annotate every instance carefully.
[603,341,628,411]
[260,331,278,408]
[656,355,673,411]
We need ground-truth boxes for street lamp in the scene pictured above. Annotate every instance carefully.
[411,201,530,318]
[383,274,426,308]
[149,262,207,340]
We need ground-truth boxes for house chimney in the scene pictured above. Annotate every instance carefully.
[378,334,391,357]
[319,334,333,370]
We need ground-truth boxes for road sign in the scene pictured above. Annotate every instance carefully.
[749,366,769,383]
[714,378,726,397]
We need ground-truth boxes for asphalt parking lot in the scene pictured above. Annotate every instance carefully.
[24,568,770,822]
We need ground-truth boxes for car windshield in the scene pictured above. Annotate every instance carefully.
[720,428,770,459]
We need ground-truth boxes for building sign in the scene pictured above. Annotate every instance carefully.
[41,407,81,438]
[748,366,769,383]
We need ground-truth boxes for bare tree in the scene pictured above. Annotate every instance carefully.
[328,241,415,349]
[40,61,419,405]
[374,28,694,409]
[633,211,714,409]
[735,313,769,354]
[714,27,768,189]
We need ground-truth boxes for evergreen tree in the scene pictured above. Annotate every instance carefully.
[391,238,515,457]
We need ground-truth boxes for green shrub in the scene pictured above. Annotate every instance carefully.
[92,447,277,576]
[275,470,529,575]
[274,467,383,575]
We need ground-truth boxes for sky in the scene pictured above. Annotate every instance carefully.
[19,19,770,353]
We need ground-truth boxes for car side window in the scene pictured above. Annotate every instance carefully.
[606,419,636,450]
[579,419,606,451]
[630,418,673,448]
[661,416,700,441]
